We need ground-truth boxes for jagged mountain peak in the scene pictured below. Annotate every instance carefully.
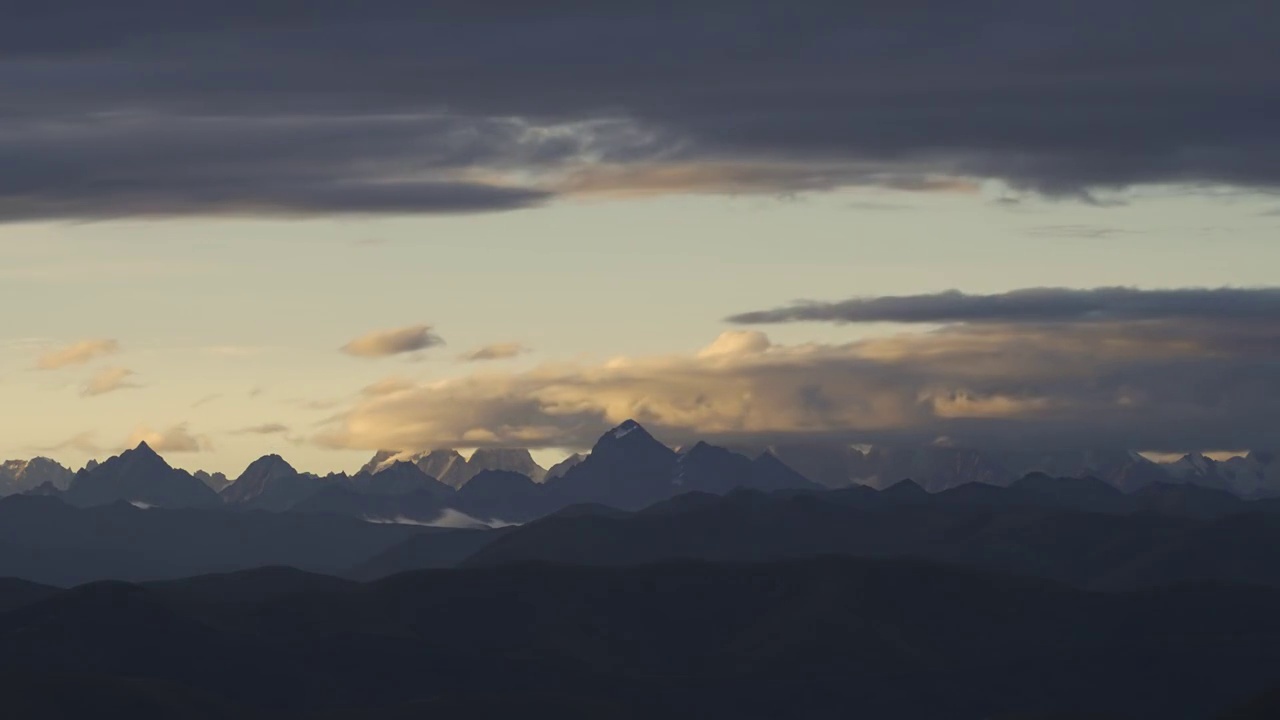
[235,454,297,482]
[593,420,666,453]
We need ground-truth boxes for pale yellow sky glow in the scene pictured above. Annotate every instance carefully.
[3,187,1278,475]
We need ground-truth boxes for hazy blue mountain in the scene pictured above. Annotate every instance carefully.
[545,420,679,510]
[358,448,546,488]
[62,443,220,509]
[0,494,429,586]
[0,457,74,496]
[221,455,333,511]
[193,470,231,493]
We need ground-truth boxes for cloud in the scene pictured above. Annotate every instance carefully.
[0,2,1277,221]
[35,339,119,370]
[192,394,222,408]
[341,325,444,358]
[696,331,772,359]
[125,424,211,453]
[80,367,140,397]
[361,376,417,397]
[231,423,290,436]
[315,290,1280,453]
[37,431,102,455]
[728,287,1280,326]
[460,342,530,362]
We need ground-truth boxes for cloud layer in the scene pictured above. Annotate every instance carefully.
[340,325,444,358]
[2,1,1277,220]
[317,287,1280,453]
[35,339,119,370]
[126,424,210,453]
[80,367,139,397]
[460,342,530,362]
[231,423,291,436]
[728,287,1280,325]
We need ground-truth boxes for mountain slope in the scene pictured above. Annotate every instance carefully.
[1,558,1278,719]
[0,495,430,586]
[545,420,678,510]
[221,455,331,511]
[62,443,220,509]
[0,457,74,496]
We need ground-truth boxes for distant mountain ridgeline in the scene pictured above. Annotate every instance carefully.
[6,422,1280,523]
[7,459,1280,589]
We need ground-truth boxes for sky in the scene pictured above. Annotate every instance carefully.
[2,1,1279,476]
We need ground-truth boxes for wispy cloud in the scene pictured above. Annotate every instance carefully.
[341,324,444,358]
[361,376,417,397]
[125,424,211,453]
[459,342,529,362]
[231,423,290,436]
[35,339,119,370]
[36,431,102,455]
[192,394,222,408]
[80,367,140,397]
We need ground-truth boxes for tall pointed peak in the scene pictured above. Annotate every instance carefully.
[120,440,169,468]
[678,441,723,460]
[593,420,653,449]
[610,419,645,437]
[247,453,295,472]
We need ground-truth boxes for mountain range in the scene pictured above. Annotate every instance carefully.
[9,424,1280,510]
[0,457,73,496]
[6,441,1280,717]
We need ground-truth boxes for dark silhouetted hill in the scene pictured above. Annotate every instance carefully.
[0,494,436,586]
[0,558,1277,719]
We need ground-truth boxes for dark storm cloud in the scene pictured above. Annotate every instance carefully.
[728,287,1280,326]
[3,0,1279,219]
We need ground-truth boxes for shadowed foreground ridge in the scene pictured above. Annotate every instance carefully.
[1,558,1279,719]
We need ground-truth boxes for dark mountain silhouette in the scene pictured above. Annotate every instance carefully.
[672,442,821,495]
[1129,482,1248,519]
[291,486,449,524]
[221,455,332,511]
[1008,472,1132,514]
[544,420,678,510]
[24,480,65,498]
[348,462,452,497]
[62,443,220,509]
[0,558,1278,719]
[1092,513,1280,591]
[194,470,231,492]
[464,482,1280,590]
[0,494,432,586]
[346,528,509,581]
[453,470,559,522]
[0,578,60,612]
